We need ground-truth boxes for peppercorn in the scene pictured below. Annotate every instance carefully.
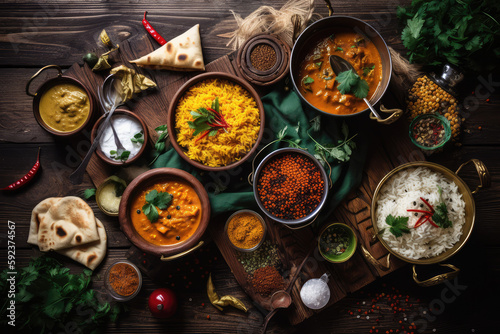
[137,209,141,214]
[167,214,171,219]
[176,236,180,240]
[176,206,180,210]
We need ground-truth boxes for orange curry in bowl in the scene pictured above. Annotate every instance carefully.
[298,30,383,115]
[130,180,202,246]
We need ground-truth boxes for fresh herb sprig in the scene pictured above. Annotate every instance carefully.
[187,97,230,143]
[83,188,96,200]
[397,0,500,72]
[335,69,369,99]
[131,131,144,144]
[433,186,453,228]
[385,214,411,237]
[110,150,130,162]
[149,124,169,166]
[0,256,125,332]
[308,117,358,164]
[142,189,173,223]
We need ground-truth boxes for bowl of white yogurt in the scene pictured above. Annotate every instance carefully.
[91,109,148,166]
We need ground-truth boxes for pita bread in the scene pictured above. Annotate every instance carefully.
[130,24,205,71]
[29,197,100,252]
[56,218,107,270]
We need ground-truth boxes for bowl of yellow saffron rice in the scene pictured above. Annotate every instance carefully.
[167,72,265,171]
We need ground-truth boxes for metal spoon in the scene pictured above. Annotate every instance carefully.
[329,55,382,120]
[259,246,314,334]
[98,83,126,157]
[69,74,124,185]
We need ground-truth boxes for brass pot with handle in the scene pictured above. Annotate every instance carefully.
[361,160,490,286]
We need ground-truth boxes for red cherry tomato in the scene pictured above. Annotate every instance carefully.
[148,288,177,319]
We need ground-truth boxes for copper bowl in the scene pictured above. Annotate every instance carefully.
[167,72,265,171]
[290,15,402,124]
[27,65,96,136]
[119,168,210,260]
[91,109,148,166]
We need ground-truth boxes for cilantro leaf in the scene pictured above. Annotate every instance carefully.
[363,65,375,76]
[83,188,96,200]
[303,76,314,84]
[336,46,344,51]
[335,69,370,99]
[433,203,453,228]
[315,61,323,68]
[385,214,410,237]
[142,190,173,222]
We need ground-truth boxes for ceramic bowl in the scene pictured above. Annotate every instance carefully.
[91,109,148,166]
[318,222,357,263]
[118,168,210,259]
[167,72,265,171]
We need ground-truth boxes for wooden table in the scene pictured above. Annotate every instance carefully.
[0,1,498,333]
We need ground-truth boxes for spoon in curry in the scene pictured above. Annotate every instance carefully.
[69,74,124,185]
[329,55,382,120]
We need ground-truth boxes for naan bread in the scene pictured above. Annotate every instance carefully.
[130,24,205,71]
[29,197,100,252]
[56,219,107,270]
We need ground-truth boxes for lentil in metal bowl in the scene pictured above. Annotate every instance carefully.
[253,148,329,226]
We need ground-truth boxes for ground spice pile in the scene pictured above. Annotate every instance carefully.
[227,212,264,249]
[109,263,139,296]
[237,240,280,274]
[257,153,324,220]
[250,266,284,296]
[250,44,277,71]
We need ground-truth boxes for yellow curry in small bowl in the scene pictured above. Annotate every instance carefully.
[130,180,202,246]
[298,30,383,115]
[39,83,90,133]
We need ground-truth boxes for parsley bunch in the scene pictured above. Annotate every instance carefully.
[142,189,172,222]
[397,0,500,72]
[0,256,125,333]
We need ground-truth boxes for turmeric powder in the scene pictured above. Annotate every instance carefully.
[227,212,264,249]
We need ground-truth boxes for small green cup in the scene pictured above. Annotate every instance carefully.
[409,113,451,151]
[318,223,357,263]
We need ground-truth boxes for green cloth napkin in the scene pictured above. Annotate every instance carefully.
[152,86,368,229]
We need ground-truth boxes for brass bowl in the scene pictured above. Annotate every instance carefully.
[167,72,265,171]
[118,168,210,260]
[367,160,490,286]
[27,65,96,137]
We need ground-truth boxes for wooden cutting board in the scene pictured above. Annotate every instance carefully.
[63,34,417,325]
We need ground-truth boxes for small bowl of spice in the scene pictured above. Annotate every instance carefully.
[318,223,357,263]
[91,109,148,166]
[236,34,290,86]
[409,113,451,152]
[225,210,266,252]
[104,260,142,301]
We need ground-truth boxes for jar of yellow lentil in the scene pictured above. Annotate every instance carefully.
[407,65,464,144]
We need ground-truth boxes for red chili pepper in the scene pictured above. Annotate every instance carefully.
[142,11,167,45]
[2,147,41,191]
[414,215,429,228]
[420,197,434,213]
[407,209,433,215]
[428,218,439,228]
[195,130,211,143]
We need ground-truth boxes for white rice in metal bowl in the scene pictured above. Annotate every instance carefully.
[375,167,466,260]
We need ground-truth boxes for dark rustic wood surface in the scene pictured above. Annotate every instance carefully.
[0,1,499,333]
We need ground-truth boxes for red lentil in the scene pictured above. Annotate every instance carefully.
[257,153,324,219]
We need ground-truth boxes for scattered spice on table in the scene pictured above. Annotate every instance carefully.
[320,225,350,256]
[411,116,446,147]
[257,153,324,220]
[250,44,277,71]
[250,266,284,296]
[227,212,264,249]
[108,262,140,296]
[237,240,280,274]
